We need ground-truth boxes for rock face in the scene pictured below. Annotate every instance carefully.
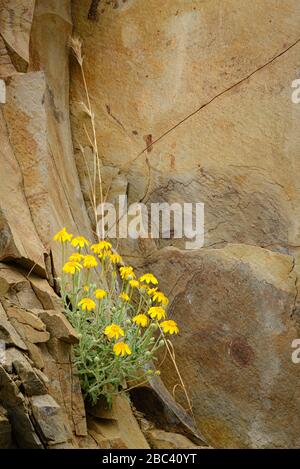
[0,0,184,449]
[0,406,11,448]
[70,0,300,256]
[1,0,300,450]
[86,396,150,449]
[29,0,93,270]
[0,263,87,448]
[0,0,92,275]
[145,429,200,450]
[69,0,300,448]
[0,0,91,448]
[138,244,300,448]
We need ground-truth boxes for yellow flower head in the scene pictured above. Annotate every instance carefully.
[71,236,90,249]
[94,289,107,300]
[129,279,139,288]
[53,227,73,243]
[78,297,96,311]
[69,252,84,262]
[104,324,125,340]
[160,320,179,335]
[83,255,98,268]
[91,240,112,254]
[109,252,122,264]
[98,250,112,260]
[113,342,132,357]
[139,273,158,285]
[147,287,158,296]
[119,266,135,280]
[119,292,130,302]
[132,314,149,328]
[152,291,169,306]
[63,261,82,275]
[83,285,89,292]
[148,306,166,321]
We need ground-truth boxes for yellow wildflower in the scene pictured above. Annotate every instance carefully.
[113,342,132,357]
[83,255,98,268]
[132,314,149,328]
[152,291,169,306]
[53,227,72,243]
[69,253,84,262]
[94,289,107,300]
[63,261,82,275]
[119,266,135,280]
[139,273,158,285]
[104,324,125,340]
[119,292,130,302]
[148,306,166,321]
[91,240,112,254]
[109,252,122,264]
[147,287,158,296]
[98,250,112,260]
[160,320,179,335]
[71,236,90,249]
[129,279,139,288]
[78,298,96,311]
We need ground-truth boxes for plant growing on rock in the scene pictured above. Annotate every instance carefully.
[53,228,179,407]
[65,36,191,415]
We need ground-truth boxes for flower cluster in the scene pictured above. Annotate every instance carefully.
[53,227,179,406]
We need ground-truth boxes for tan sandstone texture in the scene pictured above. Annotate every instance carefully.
[0,0,300,449]
[137,244,300,448]
[0,0,191,449]
[70,0,300,448]
[0,0,94,445]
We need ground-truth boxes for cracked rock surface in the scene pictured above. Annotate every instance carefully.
[70,0,300,448]
[138,244,300,448]
[1,0,300,449]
